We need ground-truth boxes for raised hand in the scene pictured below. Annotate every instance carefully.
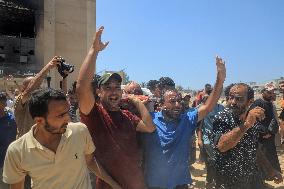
[216,56,226,82]
[92,26,109,53]
[245,106,265,127]
[47,56,62,69]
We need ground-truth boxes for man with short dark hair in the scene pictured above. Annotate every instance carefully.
[77,27,156,189]
[0,92,17,189]
[250,83,282,177]
[204,84,213,95]
[158,77,175,97]
[211,83,282,189]
[142,56,226,189]
[147,80,160,97]
[2,88,121,189]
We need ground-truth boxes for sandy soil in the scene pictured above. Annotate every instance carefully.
[190,146,284,188]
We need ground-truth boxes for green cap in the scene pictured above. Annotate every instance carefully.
[98,72,122,87]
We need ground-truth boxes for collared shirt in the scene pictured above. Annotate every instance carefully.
[143,109,198,189]
[201,104,224,145]
[3,122,95,189]
[0,111,17,168]
[211,108,260,187]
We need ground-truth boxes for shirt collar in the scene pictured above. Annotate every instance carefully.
[26,124,73,149]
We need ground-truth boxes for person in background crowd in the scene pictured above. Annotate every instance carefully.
[158,77,176,93]
[192,90,203,108]
[250,82,282,178]
[142,56,226,189]
[181,93,191,111]
[211,83,282,189]
[147,80,160,98]
[196,94,224,188]
[66,82,80,122]
[222,83,235,107]
[278,80,284,144]
[14,56,62,138]
[2,88,121,189]
[0,92,17,189]
[146,80,161,112]
[77,26,155,189]
[204,84,213,95]
[124,81,143,95]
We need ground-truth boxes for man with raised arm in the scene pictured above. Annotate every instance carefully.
[14,56,62,137]
[76,26,155,189]
[142,56,226,189]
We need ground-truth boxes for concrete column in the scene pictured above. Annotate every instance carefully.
[41,0,96,89]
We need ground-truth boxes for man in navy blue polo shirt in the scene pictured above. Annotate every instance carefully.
[143,56,226,189]
[0,92,17,189]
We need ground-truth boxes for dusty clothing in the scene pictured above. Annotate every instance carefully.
[250,99,281,173]
[211,108,263,188]
[80,103,147,189]
[14,95,34,137]
[3,122,95,189]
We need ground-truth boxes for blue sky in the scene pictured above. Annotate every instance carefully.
[96,0,284,90]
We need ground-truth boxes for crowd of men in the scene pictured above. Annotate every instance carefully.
[0,26,283,189]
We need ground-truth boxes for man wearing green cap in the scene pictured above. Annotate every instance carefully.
[76,26,155,189]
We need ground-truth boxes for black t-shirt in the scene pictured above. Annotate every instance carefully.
[211,108,261,187]
[250,98,274,128]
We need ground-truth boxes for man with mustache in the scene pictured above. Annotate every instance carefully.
[211,83,282,189]
[142,56,226,189]
[2,88,121,189]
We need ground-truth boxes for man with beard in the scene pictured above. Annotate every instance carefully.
[77,27,156,189]
[2,88,121,189]
[142,56,226,189]
[211,83,282,189]
[250,83,282,178]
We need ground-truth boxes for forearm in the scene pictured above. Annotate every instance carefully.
[217,122,251,152]
[88,158,120,188]
[77,47,98,94]
[198,77,224,121]
[132,99,155,132]
[10,180,25,189]
[4,83,14,99]
[23,64,51,96]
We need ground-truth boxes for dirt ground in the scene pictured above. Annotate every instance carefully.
[190,146,284,188]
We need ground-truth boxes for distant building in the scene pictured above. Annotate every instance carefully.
[0,0,96,89]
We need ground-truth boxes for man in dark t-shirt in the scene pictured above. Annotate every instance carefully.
[77,26,156,189]
[250,83,282,175]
